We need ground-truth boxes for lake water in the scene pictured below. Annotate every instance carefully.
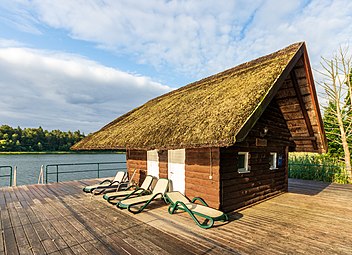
[0,153,126,187]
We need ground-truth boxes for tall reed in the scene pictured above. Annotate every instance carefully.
[288,153,350,184]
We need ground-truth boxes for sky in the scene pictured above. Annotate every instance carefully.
[0,0,352,134]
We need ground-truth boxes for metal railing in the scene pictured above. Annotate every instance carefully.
[0,165,13,186]
[288,163,350,184]
[45,161,126,183]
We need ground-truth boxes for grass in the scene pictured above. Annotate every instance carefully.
[289,153,350,184]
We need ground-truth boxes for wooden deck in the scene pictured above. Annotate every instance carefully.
[1,179,352,255]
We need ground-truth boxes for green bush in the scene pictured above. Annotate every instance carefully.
[288,153,350,184]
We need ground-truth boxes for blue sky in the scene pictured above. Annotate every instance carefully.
[1,0,352,134]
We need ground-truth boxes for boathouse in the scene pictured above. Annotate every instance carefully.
[72,42,327,212]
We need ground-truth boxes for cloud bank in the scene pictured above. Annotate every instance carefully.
[0,46,171,133]
[1,0,352,132]
[6,0,351,76]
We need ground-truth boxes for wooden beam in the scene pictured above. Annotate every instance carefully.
[284,146,289,192]
[289,136,316,141]
[290,70,318,150]
[302,44,328,152]
[293,65,305,70]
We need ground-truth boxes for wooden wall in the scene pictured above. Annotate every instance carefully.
[126,149,168,185]
[126,150,147,186]
[127,148,221,209]
[158,150,168,179]
[276,57,326,153]
[127,101,290,212]
[220,100,291,212]
[185,147,220,209]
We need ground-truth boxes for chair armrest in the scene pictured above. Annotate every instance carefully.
[99,179,112,185]
[92,180,123,195]
[122,185,138,192]
[126,188,143,198]
[164,195,171,204]
[110,180,122,185]
[127,184,139,190]
[127,192,163,214]
[136,188,152,197]
[169,200,189,214]
[191,197,208,207]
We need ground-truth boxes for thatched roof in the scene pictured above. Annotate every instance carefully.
[72,42,326,151]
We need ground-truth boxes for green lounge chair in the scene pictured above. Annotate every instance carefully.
[165,191,228,229]
[83,171,127,194]
[117,178,169,214]
[103,175,154,204]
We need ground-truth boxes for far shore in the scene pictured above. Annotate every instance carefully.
[0,151,125,155]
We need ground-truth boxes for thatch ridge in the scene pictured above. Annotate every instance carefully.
[72,42,304,150]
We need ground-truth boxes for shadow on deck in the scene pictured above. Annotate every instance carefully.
[0,178,351,254]
[288,178,332,195]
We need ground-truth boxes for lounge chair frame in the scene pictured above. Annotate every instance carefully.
[165,193,228,229]
[117,178,169,214]
[127,192,167,214]
[103,175,154,204]
[92,179,127,195]
[104,186,151,204]
[83,171,127,194]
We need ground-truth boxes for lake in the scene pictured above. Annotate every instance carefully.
[0,153,126,187]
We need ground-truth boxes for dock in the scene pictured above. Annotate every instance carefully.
[1,179,352,254]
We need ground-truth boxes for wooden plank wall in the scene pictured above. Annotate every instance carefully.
[127,148,221,209]
[158,150,168,179]
[220,100,291,212]
[185,148,221,209]
[127,150,168,184]
[126,150,147,186]
[276,57,325,152]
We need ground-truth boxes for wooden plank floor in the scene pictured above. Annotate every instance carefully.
[0,179,351,255]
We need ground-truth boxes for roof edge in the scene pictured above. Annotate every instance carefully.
[234,42,305,143]
[301,43,328,153]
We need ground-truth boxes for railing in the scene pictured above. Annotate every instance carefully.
[45,161,126,183]
[0,165,13,186]
[288,163,350,184]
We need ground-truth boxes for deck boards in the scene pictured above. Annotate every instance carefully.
[0,178,352,254]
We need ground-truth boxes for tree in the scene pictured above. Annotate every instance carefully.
[319,46,352,180]
[0,125,85,152]
[323,102,345,158]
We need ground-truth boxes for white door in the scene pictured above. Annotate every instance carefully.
[147,150,159,178]
[168,149,185,194]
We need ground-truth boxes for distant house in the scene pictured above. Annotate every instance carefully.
[73,42,327,212]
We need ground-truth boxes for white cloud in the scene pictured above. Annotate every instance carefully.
[0,46,171,133]
[0,1,42,34]
[9,0,262,76]
[0,38,25,47]
[2,0,348,80]
[1,0,352,131]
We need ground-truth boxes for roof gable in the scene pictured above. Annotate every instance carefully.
[72,42,326,152]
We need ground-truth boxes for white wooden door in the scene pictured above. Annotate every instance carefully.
[168,149,185,194]
[147,150,159,178]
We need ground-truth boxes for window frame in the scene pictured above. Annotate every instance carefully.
[237,152,250,173]
[269,152,277,170]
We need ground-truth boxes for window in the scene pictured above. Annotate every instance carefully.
[238,152,249,173]
[269,152,277,170]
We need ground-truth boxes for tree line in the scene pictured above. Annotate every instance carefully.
[0,125,85,152]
